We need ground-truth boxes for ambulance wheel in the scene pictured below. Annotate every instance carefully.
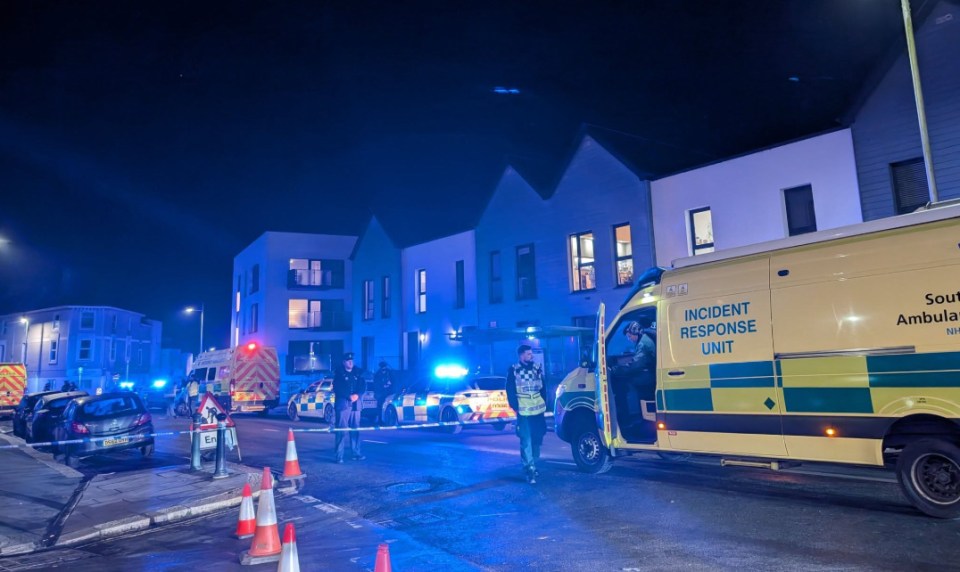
[287,403,300,421]
[896,438,960,519]
[440,407,462,434]
[382,405,399,427]
[323,404,335,425]
[572,425,613,474]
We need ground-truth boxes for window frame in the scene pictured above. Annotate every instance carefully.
[489,251,503,304]
[515,244,537,300]
[891,157,930,215]
[80,312,94,330]
[415,269,427,314]
[783,184,817,236]
[78,339,93,361]
[688,206,715,256]
[569,231,596,292]
[249,303,259,333]
[49,337,59,364]
[363,280,375,320]
[455,261,465,309]
[250,264,260,294]
[381,276,391,319]
[612,223,634,287]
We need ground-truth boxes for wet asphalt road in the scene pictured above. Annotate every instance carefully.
[3,411,960,571]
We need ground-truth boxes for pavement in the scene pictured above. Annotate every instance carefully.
[0,430,269,557]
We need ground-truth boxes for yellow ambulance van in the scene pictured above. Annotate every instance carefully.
[553,201,960,518]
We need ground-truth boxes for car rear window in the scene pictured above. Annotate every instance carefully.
[78,396,143,420]
[48,397,77,411]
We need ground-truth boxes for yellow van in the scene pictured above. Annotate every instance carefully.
[554,201,960,518]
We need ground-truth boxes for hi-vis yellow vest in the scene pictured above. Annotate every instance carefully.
[513,363,546,416]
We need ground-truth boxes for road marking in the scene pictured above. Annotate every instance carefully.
[345,520,363,529]
[474,512,517,517]
[263,428,280,432]
[314,502,343,514]
[547,461,577,467]
[363,439,388,444]
[295,495,321,504]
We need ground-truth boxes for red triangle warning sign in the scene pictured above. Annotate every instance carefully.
[196,392,234,428]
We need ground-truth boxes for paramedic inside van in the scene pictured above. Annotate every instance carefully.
[611,318,656,431]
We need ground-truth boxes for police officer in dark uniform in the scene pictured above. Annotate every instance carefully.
[333,352,366,463]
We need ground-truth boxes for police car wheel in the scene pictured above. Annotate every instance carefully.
[897,438,960,519]
[287,402,300,421]
[440,407,462,434]
[383,405,399,427]
[323,404,334,425]
[572,426,613,474]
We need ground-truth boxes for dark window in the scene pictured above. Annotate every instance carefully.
[49,338,58,363]
[784,185,817,236]
[569,232,596,291]
[415,269,427,313]
[516,244,537,300]
[79,339,92,360]
[249,303,259,333]
[891,158,929,214]
[288,340,342,374]
[689,207,714,255]
[250,264,260,294]
[80,312,94,329]
[363,280,374,320]
[455,260,465,309]
[489,251,503,304]
[381,276,391,319]
[613,224,634,286]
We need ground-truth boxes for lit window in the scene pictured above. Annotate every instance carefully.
[288,299,308,328]
[416,270,427,313]
[689,207,714,255]
[613,224,633,286]
[570,232,596,291]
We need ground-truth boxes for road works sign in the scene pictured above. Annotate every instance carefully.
[196,392,234,429]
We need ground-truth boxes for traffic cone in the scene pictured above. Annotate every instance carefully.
[276,523,301,572]
[374,543,392,572]
[234,483,256,539]
[240,467,282,565]
[280,429,305,481]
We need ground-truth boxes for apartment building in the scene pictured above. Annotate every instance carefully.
[0,306,161,393]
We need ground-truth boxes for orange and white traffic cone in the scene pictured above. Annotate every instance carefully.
[240,467,282,565]
[276,523,300,572]
[234,483,256,539]
[280,429,305,481]
[374,543,392,572]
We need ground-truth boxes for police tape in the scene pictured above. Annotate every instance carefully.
[0,415,537,450]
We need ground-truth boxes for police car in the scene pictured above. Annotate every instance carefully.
[381,375,515,434]
[286,377,378,424]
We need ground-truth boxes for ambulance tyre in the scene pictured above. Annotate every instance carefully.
[571,424,613,474]
[440,407,462,434]
[323,404,335,425]
[896,438,960,519]
[287,403,300,421]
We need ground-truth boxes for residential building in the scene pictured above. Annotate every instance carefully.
[651,128,863,265]
[0,306,161,393]
[232,231,357,400]
[350,217,403,372]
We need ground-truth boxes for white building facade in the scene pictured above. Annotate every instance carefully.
[650,128,863,266]
[0,306,161,393]
[232,231,357,399]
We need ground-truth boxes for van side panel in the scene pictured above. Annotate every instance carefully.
[659,258,787,456]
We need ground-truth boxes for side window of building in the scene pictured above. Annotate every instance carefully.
[289,299,308,328]
[79,339,93,360]
[250,264,260,294]
[688,207,714,255]
[381,276,391,319]
[415,269,427,314]
[891,157,929,214]
[49,337,59,363]
[80,311,94,330]
[784,184,817,236]
[249,303,259,333]
[570,232,596,291]
[455,261,465,309]
[363,280,375,320]
[613,223,633,287]
[516,244,537,300]
[489,251,503,304]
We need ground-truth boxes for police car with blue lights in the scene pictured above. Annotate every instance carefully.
[286,376,378,424]
[381,365,515,433]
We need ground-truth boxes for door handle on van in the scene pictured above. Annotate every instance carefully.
[667,370,685,377]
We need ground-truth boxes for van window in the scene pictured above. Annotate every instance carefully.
[207,369,217,381]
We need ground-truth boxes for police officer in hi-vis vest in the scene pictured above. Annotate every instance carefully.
[505,344,548,484]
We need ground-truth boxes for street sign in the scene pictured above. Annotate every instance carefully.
[195,392,234,429]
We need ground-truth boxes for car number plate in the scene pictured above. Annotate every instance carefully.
[103,437,129,447]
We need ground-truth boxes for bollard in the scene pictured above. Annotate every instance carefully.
[190,412,203,471]
[212,413,229,479]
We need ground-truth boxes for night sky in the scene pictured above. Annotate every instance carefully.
[0,1,909,351]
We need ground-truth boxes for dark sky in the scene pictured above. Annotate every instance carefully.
[0,1,909,351]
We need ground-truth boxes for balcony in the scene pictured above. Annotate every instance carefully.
[289,310,352,332]
[288,269,344,290]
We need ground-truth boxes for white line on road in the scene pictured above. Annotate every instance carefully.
[314,502,343,514]
[363,439,388,444]
[263,428,280,432]
[547,461,577,467]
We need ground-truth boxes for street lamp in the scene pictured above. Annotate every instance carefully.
[19,317,28,363]
[184,304,205,356]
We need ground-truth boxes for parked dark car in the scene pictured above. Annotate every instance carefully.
[55,392,155,467]
[12,390,60,438]
[25,391,88,443]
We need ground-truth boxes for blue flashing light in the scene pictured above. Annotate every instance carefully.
[119,381,135,390]
[493,86,521,95]
[434,364,469,379]
[525,326,537,333]
[152,379,167,389]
